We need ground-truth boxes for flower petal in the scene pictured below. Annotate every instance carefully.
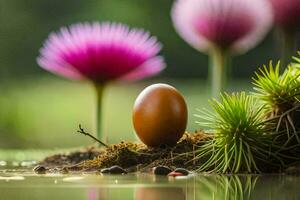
[120,57,166,81]
[37,22,165,82]
[171,0,273,54]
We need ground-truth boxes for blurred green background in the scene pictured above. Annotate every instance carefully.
[0,0,292,149]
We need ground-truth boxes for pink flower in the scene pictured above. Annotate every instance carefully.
[37,22,166,142]
[269,0,300,32]
[37,22,165,83]
[171,0,273,53]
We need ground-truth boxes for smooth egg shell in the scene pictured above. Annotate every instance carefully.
[132,83,188,147]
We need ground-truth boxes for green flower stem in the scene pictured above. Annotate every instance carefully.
[281,30,296,69]
[210,47,229,98]
[94,83,106,144]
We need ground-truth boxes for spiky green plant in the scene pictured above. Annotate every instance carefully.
[194,92,279,173]
[252,58,300,151]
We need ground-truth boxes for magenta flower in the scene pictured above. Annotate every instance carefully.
[37,22,165,142]
[172,0,272,53]
[270,0,300,32]
[38,22,165,83]
[269,0,300,67]
[171,0,272,97]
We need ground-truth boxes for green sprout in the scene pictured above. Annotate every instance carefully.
[194,92,279,173]
[252,58,300,151]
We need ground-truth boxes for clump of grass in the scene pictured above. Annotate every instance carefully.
[252,57,300,159]
[194,92,280,173]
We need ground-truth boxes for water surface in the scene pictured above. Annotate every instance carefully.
[0,163,299,200]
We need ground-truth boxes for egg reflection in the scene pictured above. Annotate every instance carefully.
[135,187,186,200]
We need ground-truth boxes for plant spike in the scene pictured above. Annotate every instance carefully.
[252,58,300,149]
[194,92,280,173]
[252,56,300,165]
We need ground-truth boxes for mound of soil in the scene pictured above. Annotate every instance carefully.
[38,131,210,173]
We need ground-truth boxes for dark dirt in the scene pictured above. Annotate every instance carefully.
[39,146,101,169]
[37,131,211,173]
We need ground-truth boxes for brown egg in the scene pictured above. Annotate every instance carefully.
[132,83,188,147]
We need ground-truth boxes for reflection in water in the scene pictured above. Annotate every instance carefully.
[0,176,25,181]
[195,175,258,199]
[87,188,99,200]
[87,188,135,200]
[0,161,7,166]
[0,171,300,200]
[83,175,300,200]
[87,186,186,200]
[194,175,300,200]
[135,187,186,200]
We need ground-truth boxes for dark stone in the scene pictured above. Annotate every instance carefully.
[109,165,127,174]
[174,168,190,175]
[153,166,172,175]
[33,165,46,174]
[100,168,111,174]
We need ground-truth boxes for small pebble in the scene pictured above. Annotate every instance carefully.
[109,165,127,174]
[100,168,111,174]
[168,171,185,177]
[153,166,172,175]
[174,168,190,175]
[33,165,46,174]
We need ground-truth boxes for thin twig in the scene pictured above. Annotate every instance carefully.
[77,124,109,148]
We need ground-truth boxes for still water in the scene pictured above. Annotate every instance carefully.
[0,162,300,200]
